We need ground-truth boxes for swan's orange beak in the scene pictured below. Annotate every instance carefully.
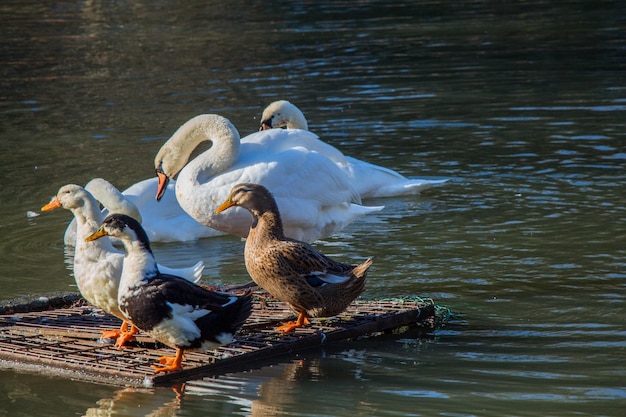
[215,198,236,214]
[156,171,169,202]
[259,120,272,131]
[85,227,108,242]
[41,197,62,211]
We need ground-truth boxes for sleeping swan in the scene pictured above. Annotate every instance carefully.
[154,114,382,243]
[260,100,448,198]
[63,177,221,245]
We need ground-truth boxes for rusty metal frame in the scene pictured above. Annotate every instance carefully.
[0,296,435,387]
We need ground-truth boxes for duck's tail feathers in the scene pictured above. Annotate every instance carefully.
[314,258,371,318]
[352,257,373,278]
[227,289,254,332]
[336,257,371,295]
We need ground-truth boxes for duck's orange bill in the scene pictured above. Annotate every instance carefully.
[85,228,108,242]
[215,199,236,214]
[41,197,62,211]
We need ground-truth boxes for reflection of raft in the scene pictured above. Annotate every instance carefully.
[0,290,445,387]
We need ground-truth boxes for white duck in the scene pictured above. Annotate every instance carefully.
[154,114,382,243]
[42,184,205,347]
[64,178,220,245]
[259,100,449,198]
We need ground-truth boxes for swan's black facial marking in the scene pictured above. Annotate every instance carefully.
[260,115,274,130]
[155,160,165,177]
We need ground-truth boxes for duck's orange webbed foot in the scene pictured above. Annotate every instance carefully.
[152,349,185,373]
[275,313,310,333]
[101,320,131,341]
[100,329,122,340]
[114,324,139,349]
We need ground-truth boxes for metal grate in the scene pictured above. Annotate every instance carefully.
[0,294,436,387]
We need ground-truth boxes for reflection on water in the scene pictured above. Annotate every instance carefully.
[1,0,625,416]
[83,387,183,417]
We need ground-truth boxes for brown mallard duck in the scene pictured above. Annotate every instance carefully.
[215,183,372,333]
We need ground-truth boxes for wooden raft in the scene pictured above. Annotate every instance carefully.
[0,293,436,387]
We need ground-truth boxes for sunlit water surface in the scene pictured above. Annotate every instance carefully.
[1,1,624,416]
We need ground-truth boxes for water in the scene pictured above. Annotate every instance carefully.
[1,0,625,415]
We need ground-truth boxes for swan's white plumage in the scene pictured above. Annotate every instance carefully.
[155,114,382,243]
[63,178,220,245]
[260,100,449,198]
[119,177,223,242]
[44,185,204,321]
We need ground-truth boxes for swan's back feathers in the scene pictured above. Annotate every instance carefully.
[170,121,381,242]
[259,100,450,198]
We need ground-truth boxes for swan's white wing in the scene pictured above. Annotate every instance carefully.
[184,135,382,242]
[258,100,450,198]
[243,128,349,166]
[344,156,449,198]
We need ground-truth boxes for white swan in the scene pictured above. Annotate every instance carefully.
[154,114,383,243]
[260,100,449,198]
[63,178,221,245]
[42,184,205,346]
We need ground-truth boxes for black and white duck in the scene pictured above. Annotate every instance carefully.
[85,213,252,373]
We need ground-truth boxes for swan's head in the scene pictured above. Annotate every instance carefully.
[259,100,309,131]
[215,183,278,216]
[154,139,182,201]
[154,114,241,201]
[42,184,89,212]
[85,213,151,251]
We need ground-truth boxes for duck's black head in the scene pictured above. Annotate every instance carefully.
[86,213,153,253]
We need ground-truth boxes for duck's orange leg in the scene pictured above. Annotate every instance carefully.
[114,324,139,349]
[275,312,310,333]
[152,348,185,373]
[101,320,131,341]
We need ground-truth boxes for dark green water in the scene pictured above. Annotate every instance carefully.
[1,1,624,416]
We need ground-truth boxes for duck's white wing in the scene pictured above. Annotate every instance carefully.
[72,240,125,318]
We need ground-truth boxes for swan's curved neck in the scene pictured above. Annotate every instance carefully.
[156,114,241,182]
[86,179,142,223]
[72,197,116,252]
